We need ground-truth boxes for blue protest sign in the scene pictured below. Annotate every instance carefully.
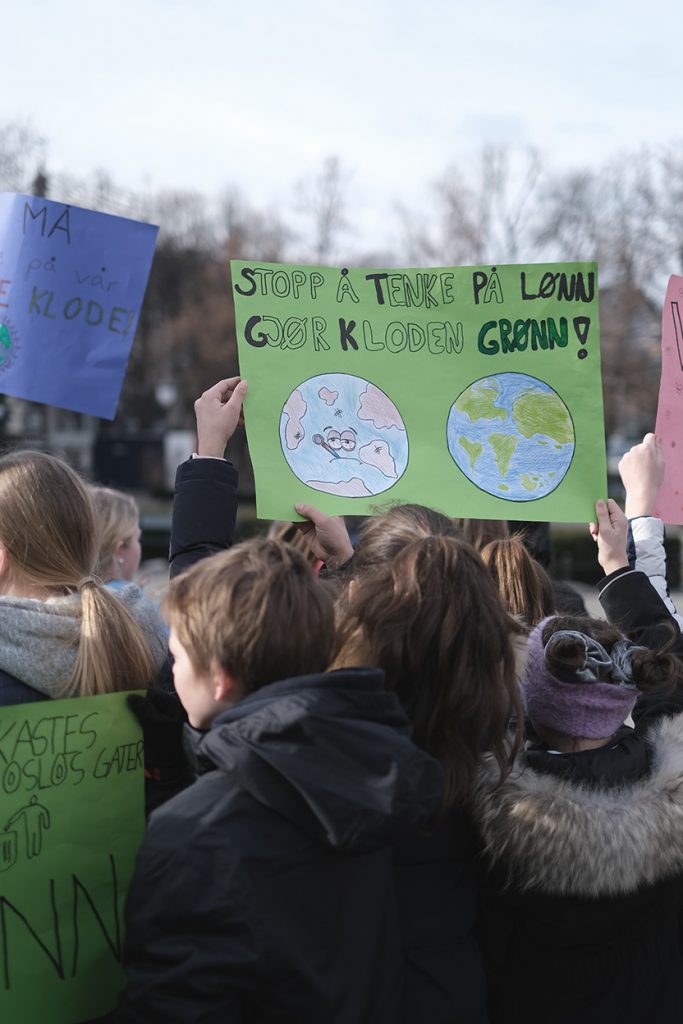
[0,193,158,418]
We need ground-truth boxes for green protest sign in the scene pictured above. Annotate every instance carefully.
[232,260,606,522]
[0,693,144,1022]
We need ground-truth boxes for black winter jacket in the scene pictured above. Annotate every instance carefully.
[0,667,48,705]
[167,457,489,1023]
[474,568,683,1024]
[394,810,488,1024]
[475,721,683,1023]
[117,667,444,1024]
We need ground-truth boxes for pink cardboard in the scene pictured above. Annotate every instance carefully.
[654,275,683,523]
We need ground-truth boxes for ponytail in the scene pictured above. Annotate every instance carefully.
[0,452,156,697]
[481,536,555,626]
[69,579,155,697]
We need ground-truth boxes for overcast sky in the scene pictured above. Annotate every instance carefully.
[3,0,683,249]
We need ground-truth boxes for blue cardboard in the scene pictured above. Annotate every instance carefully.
[0,193,158,418]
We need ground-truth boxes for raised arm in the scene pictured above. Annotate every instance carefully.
[170,379,247,578]
[590,498,683,654]
[618,433,683,629]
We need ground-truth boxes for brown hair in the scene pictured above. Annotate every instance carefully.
[542,615,680,694]
[481,536,555,626]
[452,518,510,552]
[0,452,155,696]
[353,503,459,575]
[266,520,320,567]
[91,486,140,581]
[332,534,525,809]
[164,538,335,693]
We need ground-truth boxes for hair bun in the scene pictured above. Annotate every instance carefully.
[629,647,680,694]
[544,633,586,676]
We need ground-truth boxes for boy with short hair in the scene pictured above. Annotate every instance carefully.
[118,537,443,1023]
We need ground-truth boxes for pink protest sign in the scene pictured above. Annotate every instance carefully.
[654,275,683,523]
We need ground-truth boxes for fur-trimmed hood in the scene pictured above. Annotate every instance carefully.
[473,714,683,898]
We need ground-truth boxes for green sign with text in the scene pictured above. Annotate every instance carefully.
[232,260,606,522]
[0,693,144,1022]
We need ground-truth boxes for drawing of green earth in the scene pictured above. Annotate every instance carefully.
[0,323,13,367]
[447,372,575,501]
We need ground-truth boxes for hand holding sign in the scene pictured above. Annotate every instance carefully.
[194,377,248,458]
[294,503,355,568]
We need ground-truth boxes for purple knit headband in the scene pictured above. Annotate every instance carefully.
[522,617,644,740]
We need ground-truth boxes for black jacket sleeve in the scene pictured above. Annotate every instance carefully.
[598,569,683,647]
[117,834,258,1022]
[598,568,683,654]
[598,568,683,724]
[169,459,239,578]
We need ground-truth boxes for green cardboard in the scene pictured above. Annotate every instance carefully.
[232,260,606,522]
[0,693,144,1022]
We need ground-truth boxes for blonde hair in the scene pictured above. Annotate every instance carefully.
[0,452,155,696]
[91,486,140,582]
[165,538,334,693]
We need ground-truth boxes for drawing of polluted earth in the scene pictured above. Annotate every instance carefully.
[280,373,409,498]
[447,372,575,501]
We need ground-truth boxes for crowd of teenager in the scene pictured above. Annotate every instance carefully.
[2,375,683,1023]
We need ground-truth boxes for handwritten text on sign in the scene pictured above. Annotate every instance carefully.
[234,265,594,358]
[0,192,157,418]
[232,260,606,522]
[0,693,145,1023]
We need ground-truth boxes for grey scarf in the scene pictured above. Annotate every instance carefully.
[0,583,168,697]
